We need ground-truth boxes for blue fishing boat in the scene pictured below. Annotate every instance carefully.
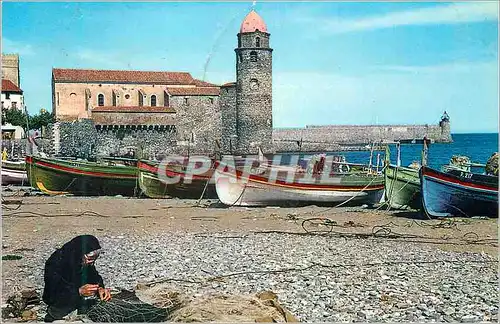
[420,165,499,218]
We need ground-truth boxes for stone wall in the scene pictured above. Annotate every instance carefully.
[57,119,98,158]
[53,119,178,159]
[95,128,177,159]
[273,122,452,150]
[273,139,341,153]
[219,84,237,154]
[92,110,176,125]
[2,54,20,86]
[171,94,221,155]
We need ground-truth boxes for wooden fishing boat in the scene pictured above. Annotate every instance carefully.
[383,143,421,209]
[420,165,499,218]
[1,160,28,185]
[384,164,421,209]
[138,159,218,199]
[25,156,139,196]
[215,158,384,207]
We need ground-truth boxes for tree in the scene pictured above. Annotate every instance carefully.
[1,108,55,131]
[29,109,55,130]
[2,108,28,128]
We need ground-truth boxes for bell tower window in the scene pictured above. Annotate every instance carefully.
[151,95,157,107]
[250,51,257,62]
[256,37,261,48]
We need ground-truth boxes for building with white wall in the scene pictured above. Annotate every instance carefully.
[1,79,24,111]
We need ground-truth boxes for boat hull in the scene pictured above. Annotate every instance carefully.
[2,168,28,185]
[138,160,217,199]
[384,164,421,209]
[215,168,384,207]
[2,160,28,185]
[138,171,171,199]
[25,156,138,196]
[421,166,499,218]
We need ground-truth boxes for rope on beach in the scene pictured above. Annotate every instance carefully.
[2,210,143,218]
[252,219,498,247]
[1,198,23,211]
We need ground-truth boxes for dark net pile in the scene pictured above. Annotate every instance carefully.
[85,291,174,323]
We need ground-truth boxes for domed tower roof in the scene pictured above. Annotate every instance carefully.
[240,10,268,33]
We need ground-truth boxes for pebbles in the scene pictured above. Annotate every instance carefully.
[4,232,499,322]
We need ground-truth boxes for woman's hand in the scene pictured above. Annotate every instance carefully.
[98,287,112,301]
[79,284,99,297]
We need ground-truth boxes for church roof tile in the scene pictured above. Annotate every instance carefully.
[52,68,195,85]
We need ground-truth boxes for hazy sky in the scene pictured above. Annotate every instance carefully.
[2,1,498,133]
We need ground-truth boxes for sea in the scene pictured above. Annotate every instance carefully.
[280,133,499,170]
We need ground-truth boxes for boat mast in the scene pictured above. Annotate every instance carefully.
[422,138,428,166]
[396,142,401,167]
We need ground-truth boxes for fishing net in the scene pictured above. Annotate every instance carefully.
[81,284,299,323]
[486,152,499,176]
[449,155,471,171]
[84,289,183,323]
[137,284,298,323]
[86,299,169,322]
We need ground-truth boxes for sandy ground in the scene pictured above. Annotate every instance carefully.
[2,193,498,303]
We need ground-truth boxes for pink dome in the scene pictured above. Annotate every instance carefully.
[240,10,268,33]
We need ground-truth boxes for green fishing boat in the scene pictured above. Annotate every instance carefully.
[138,159,217,199]
[137,160,170,198]
[383,144,422,210]
[25,156,139,196]
[2,160,26,171]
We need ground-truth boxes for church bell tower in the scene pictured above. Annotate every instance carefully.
[235,10,273,155]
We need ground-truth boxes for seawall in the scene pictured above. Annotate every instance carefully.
[273,123,452,152]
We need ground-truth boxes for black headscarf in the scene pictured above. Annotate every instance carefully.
[42,235,105,309]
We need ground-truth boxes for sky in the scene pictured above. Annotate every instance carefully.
[2,1,498,133]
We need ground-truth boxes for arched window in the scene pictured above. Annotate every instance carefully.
[256,37,261,48]
[98,94,104,106]
[250,51,257,62]
[151,95,157,107]
[238,53,243,63]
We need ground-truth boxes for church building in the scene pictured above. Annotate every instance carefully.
[52,10,273,156]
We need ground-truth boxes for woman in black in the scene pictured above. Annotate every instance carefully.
[42,235,111,322]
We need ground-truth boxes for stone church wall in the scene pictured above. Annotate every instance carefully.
[219,84,237,154]
[53,82,172,120]
[171,95,221,155]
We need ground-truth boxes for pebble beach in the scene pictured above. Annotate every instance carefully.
[2,194,498,322]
